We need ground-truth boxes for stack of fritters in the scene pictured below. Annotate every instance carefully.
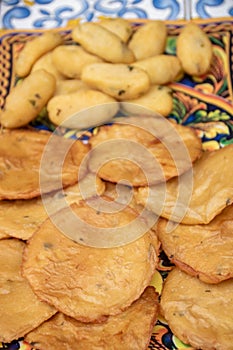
[86,117,233,349]
[0,127,160,349]
[1,111,233,349]
[136,144,233,349]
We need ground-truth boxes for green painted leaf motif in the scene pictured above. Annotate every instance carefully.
[220,137,233,147]
[165,36,177,55]
[217,78,228,96]
[31,107,55,131]
[210,35,225,49]
[170,97,187,123]
[194,110,208,122]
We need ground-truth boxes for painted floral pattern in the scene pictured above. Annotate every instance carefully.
[1,0,233,29]
[0,16,232,350]
[193,0,233,19]
[1,0,185,29]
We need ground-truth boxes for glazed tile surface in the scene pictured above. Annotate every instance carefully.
[192,0,233,19]
[1,0,232,29]
[0,0,187,29]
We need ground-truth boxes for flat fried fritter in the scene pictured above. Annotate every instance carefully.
[0,239,56,343]
[26,287,158,350]
[136,145,233,224]
[157,204,233,283]
[102,181,143,212]
[0,129,89,199]
[0,173,105,240]
[88,116,202,186]
[23,201,159,322]
[160,268,233,350]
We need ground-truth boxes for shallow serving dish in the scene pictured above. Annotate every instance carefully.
[0,17,232,350]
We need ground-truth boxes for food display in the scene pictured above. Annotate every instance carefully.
[0,17,232,350]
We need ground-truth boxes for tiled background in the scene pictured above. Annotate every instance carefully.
[0,0,232,29]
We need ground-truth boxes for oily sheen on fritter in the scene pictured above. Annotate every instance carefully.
[157,204,233,284]
[23,201,159,322]
[0,129,89,199]
[26,287,159,350]
[0,173,105,241]
[136,145,233,224]
[88,116,202,186]
[160,268,233,350]
[0,239,56,343]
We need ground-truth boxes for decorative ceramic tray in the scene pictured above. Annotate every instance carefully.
[0,17,232,350]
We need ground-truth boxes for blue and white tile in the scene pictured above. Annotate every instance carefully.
[192,0,233,19]
[0,0,186,29]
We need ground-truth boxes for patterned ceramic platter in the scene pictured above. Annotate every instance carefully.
[0,17,232,350]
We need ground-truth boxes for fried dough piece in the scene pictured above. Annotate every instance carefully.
[157,204,233,283]
[88,117,202,186]
[103,181,143,212]
[0,239,56,343]
[0,231,9,240]
[0,197,46,240]
[0,173,105,240]
[160,268,233,350]
[26,287,158,350]
[0,129,89,199]
[23,201,159,322]
[136,145,233,224]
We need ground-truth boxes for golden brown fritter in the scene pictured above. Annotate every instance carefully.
[0,239,56,343]
[136,145,233,224]
[0,173,105,240]
[0,129,89,199]
[160,268,233,350]
[23,201,159,322]
[157,204,233,283]
[26,287,158,350]
[88,117,202,186]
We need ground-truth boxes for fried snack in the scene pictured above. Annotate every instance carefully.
[132,55,183,85]
[23,201,159,322]
[26,286,158,350]
[88,119,202,186]
[55,79,90,95]
[157,204,233,283]
[0,198,47,240]
[0,129,89,200]
[52,45,102,79]
[81,63,150,100]
[0,232,9,240]
[136,145,233,224]
[176,22,213,76]
[103,181,142,211]
[15,31,63,77]
[160,268,233,350]
[72,22,135,63]
[122,85,173,117]
[99,18,133,43]
[128,20,167,60]
[47,89,118,128]
[31,52,65,81]
[44,173,106,220]
[0,239,56,343]
[0,69,56,128]
[0,173,105,240]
